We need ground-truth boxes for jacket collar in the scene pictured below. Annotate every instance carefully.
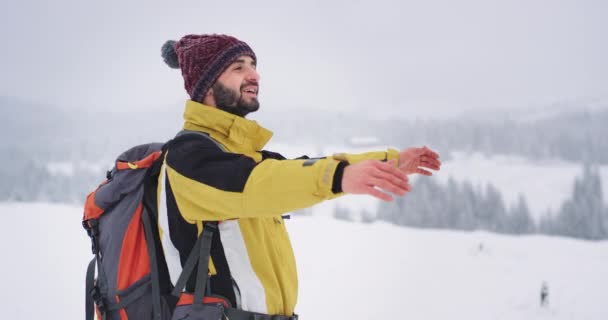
[182,100,273,152]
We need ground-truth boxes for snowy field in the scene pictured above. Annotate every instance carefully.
[1,202,607,319]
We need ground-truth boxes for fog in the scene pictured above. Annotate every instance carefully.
[1,0,607,117]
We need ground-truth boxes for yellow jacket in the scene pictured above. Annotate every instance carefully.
[157,100,399,316]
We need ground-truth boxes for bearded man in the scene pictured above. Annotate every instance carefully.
[158,34,441,319]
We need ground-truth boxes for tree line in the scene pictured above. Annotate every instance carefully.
[335,163,608,241]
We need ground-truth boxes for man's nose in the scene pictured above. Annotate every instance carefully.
[247,68,260,82]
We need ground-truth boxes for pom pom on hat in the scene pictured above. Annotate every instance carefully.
[161,40,180,69]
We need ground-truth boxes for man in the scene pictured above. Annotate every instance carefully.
[158,34,441,318]
[540,281,549,307]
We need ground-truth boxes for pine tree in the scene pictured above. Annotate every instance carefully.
[506,194,535,234]
[554,163,606,240]
[478,183,506,232]
[333,205,353,222]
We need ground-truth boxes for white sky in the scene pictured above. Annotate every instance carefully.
[1,0,607,117]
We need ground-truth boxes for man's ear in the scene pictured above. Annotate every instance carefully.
[202,88,216,107]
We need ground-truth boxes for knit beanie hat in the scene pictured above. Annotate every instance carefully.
[161,34,256,103]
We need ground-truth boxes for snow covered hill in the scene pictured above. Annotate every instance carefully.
[1,202,606,319]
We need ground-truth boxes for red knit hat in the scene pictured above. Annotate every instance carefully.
[161,34,256,103]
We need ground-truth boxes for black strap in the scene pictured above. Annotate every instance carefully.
[105,281,152,311]
[85,219,109,320]
[175,130,227,152]
[142,210,163,320]
[138,144,176,320]
[224,308,299,320]
[171,222,218,301]
[85,258,96,320]
[194,223,216,305]
[171,231,203,297]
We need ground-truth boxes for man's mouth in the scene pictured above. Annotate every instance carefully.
[242,86,258,97]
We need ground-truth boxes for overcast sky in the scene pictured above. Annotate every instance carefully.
[1,0,607,118]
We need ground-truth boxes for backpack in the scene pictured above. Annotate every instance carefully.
[82,132,299,320]
[82,141,174,320]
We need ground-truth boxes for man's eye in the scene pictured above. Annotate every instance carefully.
[234,66,243,71]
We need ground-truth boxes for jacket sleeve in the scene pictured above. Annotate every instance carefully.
[165,137,399,222]
[331,148,400,164]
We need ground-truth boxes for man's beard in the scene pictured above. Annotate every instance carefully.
[212,81,260,117]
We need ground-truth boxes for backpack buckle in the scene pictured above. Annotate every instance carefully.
[84,219,99,236]
[83,219,100,254]
[90,286,107,314]
[204,222,219,231]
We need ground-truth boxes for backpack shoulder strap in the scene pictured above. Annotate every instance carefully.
[168,131,225,302]
[175,129,227,152]
[170,221,218,302]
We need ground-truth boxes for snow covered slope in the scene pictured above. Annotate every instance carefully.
[1,203,606,319]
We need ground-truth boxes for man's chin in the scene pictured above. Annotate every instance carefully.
[247,102,260,113]
[241,106,259,118]
[218,103,259,118]
[241,99,260,116]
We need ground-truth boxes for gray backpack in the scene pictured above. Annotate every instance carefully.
[83,132,298,320]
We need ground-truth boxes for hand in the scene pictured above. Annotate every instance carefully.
[398,146,441,176]
[341,160,412,202]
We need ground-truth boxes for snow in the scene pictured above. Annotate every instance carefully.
[1,202,607,319]
[0,202,90,320]
[291,217,608,319]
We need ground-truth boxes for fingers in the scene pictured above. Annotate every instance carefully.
[369,177,409,196]
[365,186,394,202]
[376,160,408,181]
[420,156,441,170]
[344,160,417,200]
[416,168,433,176]
[397,146,442,174]
[371,161,411,192]
[422,146,440,159]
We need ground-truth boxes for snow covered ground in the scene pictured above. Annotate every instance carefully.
[1,202,607,319]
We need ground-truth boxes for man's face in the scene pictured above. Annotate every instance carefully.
[210,55,260,117]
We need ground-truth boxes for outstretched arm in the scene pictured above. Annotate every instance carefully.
[166,136,440,221]
[340,146,441,201]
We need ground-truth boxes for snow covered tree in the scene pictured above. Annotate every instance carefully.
[553,163,605,240]
[333,205,353,222]
[477,183,507,232]
[505,194,535,234]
